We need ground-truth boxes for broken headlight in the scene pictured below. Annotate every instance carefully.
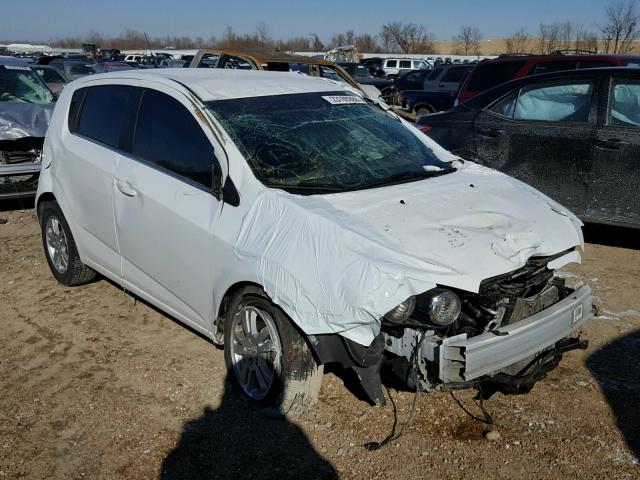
[426,289,461,326]
[384,297,416,323]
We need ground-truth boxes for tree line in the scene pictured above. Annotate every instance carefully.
[50,0,639,55]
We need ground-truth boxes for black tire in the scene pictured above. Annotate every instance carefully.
[415,105,435,118]
[39,200,97,286]
[223,286,323,418]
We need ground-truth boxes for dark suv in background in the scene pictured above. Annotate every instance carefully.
[457,52,640,104]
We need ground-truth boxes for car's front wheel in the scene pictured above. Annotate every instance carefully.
[39,200,96,286]
[223,286,323,417]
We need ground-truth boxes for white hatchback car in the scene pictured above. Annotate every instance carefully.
[37,69,592,417]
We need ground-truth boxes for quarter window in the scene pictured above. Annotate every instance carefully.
[531,61,578,75]
[132,89,215,188]
[76,85,138,148]
[386,60,397,68]
[609,79,640,126]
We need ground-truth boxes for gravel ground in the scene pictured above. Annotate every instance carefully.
[1,204,639,479]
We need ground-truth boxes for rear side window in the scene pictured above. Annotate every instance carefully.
[610,79,640,126]
[578,61,612,69]
[442,66,471,83]
[467,61,526,92]
[532,61,578,75]
[399,60,412,69]
[76,85,138,148]
[133,89,215,188]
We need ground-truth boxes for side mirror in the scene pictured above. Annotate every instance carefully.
[211,161,223,201]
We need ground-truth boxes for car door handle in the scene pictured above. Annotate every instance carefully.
[594,138,629,150]
[115,179,138,197]
[478,128,504,138]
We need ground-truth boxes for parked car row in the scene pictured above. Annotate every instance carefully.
[2,45,638,421]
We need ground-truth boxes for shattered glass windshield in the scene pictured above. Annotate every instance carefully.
[207,92,452,192]
[0,66,54,104]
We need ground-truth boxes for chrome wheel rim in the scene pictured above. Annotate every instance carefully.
[230,305,282,400]
[45,216,69,274]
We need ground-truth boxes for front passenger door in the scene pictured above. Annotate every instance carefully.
[113,87,224,332]
[474,79,597,217]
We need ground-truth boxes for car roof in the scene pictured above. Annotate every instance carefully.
[466,66,640,108]
[71,68,350,101]
[481,53,640,64]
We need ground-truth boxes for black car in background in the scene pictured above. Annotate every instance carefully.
[336,62,392,89]
[393,69,429,91]
[416,67,640,228]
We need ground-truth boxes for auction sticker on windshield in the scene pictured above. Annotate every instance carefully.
[322,95,367,105]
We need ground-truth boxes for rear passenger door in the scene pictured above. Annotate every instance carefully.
[113,86,224,332]
[474,78,597,217]
[63,84,140,277]
[588,75,640,226]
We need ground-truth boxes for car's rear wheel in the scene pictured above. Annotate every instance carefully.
[39,200,96,286]
[224,286,323,417]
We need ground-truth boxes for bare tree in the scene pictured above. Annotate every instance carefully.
[559,21,574,50]
[355,33,379,53]
[309,33,325,52]
[600,0,639,53]
[505,27,531,54]
[538,22,562,54]
[574,23,599,52]
[453,26,482,55]
[380,22,434,54]
[255,22,272,47]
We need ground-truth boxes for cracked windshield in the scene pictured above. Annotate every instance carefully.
[208,92,452,192]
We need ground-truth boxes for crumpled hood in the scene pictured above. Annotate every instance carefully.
[0,102,54,141]
[234,162,583,346]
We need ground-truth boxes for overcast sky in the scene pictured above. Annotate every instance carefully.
[1,0,612,43]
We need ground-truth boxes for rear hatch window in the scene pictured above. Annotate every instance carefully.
[467,61,526,92]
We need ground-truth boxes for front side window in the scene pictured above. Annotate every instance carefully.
[76,85,138,147]
[609,79,640,126]
[514,81,594,122]
[0,66,54,104]
[414,61,428,70]
[426,68,442,81]
[133,89,215,188]
[207,92,452,192]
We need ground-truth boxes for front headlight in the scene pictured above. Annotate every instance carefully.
[384,296,416,323]
[427,289,461,326]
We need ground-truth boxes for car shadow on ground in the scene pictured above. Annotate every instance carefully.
[586,329,640,460]
[583,223,640,250]
[160,376,338,480]
[0,197,34,213]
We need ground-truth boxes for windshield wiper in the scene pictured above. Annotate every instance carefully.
[348,167,456,191]
[264,182,348,195]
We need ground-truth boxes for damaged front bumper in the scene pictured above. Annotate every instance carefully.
[0,138,43,199]
[438,285,592,383]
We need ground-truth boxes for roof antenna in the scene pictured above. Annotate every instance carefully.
[144,32,158,68]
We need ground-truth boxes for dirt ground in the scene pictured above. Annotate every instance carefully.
[1,202,639,480]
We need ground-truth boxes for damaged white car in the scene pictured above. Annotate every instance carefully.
[36,69,592,416]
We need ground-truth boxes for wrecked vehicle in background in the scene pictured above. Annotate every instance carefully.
[188,48,381,98]
[1,57,54,198]
[37,69,591,418]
